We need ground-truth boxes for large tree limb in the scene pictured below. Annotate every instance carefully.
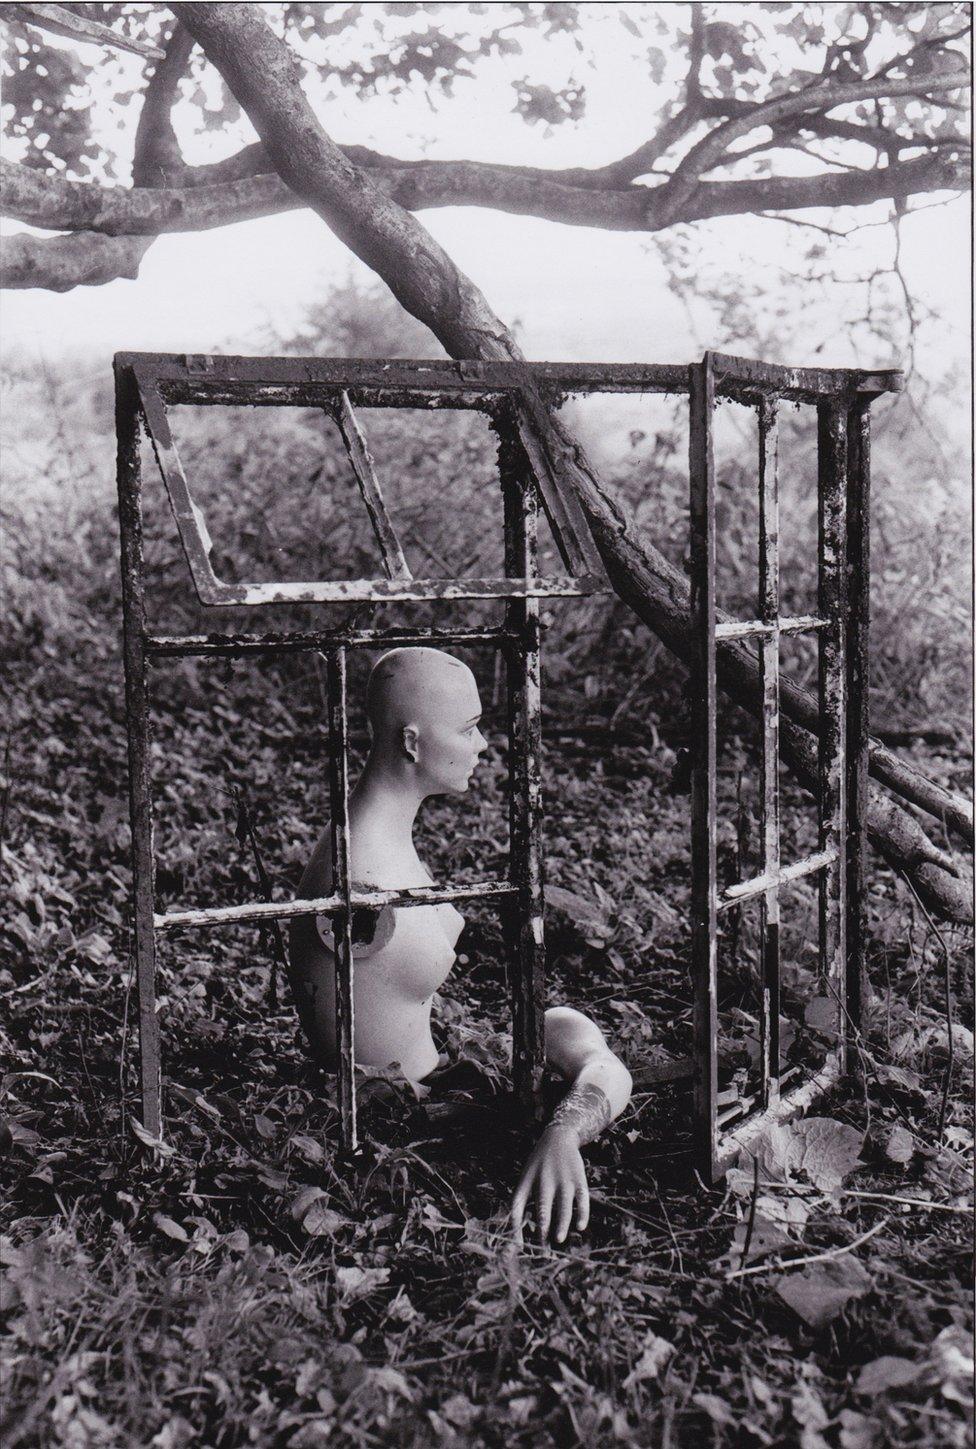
[170,2,972,925]
[2,149,968,241]
[0,18,196,292]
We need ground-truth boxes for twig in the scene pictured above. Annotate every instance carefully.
[726,1216,889,1279]
[742,1178,971,1215]
[738,1154,760,1271]
[896,866,956,1139]
[233,790,288,1009]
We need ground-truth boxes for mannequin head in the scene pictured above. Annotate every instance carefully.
[364,647,488,797]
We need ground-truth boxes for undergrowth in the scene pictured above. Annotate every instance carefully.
[1,324,972,1446]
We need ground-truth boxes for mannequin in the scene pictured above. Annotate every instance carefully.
[288,647,633,1243]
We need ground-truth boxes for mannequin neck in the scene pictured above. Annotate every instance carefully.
[349,750,427,843]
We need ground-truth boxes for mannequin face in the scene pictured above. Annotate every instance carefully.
[407,669,488,796]
[365,647,489,797]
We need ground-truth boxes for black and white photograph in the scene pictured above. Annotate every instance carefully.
[0,3,973,1445]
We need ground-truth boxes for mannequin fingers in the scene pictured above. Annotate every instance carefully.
[510,1179,532,1243]
[574,1171,590,1234]
[535,1172,556,1242]
[554,1181,575,1244]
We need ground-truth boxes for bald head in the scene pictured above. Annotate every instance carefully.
[363,647,487,795]
[366,647,477,740]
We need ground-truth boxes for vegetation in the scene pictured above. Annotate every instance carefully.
[2,285,972,1446]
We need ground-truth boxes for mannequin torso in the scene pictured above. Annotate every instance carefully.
[289,809,464,1082]
[287,646,634,1244]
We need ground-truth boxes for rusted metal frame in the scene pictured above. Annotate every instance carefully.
[116,350,902,402]
[115,359,163,1138]
[845,397,871,1044]
[325,647,358,1153]
[145,626,517,658]
[154,881,518,932]
[688,354,720,1184]
[817,401,850,1071]
[714,1051,844,1176]
[510,389,604,577]
[169,576,598,607]
[715,614,826,642]
[500,421,547,1121]
[133,367,226,607]
[718,848,837,911]
[332,391,412,580]
[757,396,781,1110]
[133,367,600,609]
[145,626,517,659]
[705,352,902,405]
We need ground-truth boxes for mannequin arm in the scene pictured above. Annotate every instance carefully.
[510,1006,632,1244]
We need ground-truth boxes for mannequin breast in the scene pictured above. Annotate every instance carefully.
[287,825,464,1081]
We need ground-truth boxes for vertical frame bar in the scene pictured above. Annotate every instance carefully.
[689,356,719,1182]
[325,647,358,1151]
[816,401,849,1064]
[757,396,781,1108]
[845,398,871,1045]
[500,412,546,1120]
[115,360,163,1136]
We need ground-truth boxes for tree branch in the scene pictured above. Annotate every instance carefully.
[655,59,971,223]
[0,18,196,291]
[3,149,967,242]
[0,2,165,59]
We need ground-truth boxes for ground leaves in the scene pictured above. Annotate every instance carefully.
[855,1356,921,1396]
[775,1255,873,1329]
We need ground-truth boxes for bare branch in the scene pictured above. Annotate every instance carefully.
[656,58,971,223]
[132,20,197,185]
[3,149,967,245]
[0,2,165,59]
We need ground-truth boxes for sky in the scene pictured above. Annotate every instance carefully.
[0,5,970,376]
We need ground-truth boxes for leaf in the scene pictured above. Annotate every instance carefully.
[335,1265,390,1303]
[727,1211,793,1266]
[885,1125,915,1163]
[623,1333,674,1386]
[855,1356,921,1395]
[130,1118,176,1157]
[289,1184,325,1221]
[693,1392,737,1426]
[152,1212,189,1243]
[838,1409,881,1449]
[303,1202,351,1238]
[253,1113,277,1140]
[928,1325,975,1405]
[747,1117,864,1194]
[805,996,840,1038]
[289,1133,324,1163]
[775,1256,872,1328]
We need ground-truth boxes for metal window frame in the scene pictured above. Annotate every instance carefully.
[115,350,896,1164]
[688,351,886,1184]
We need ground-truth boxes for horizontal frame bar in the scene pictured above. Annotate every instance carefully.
[145,625,519,659]
[154,880,518,931]
[718,848,837,911]
[117,352,902,405]
[715,614,827,642]
[714,1051,843,1175]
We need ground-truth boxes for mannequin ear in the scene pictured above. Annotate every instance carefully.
[401,724,420,763]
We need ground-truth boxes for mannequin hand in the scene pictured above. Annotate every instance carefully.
[510,1124,590,1245]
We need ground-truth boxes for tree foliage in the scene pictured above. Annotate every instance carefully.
[1,3,970,289]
